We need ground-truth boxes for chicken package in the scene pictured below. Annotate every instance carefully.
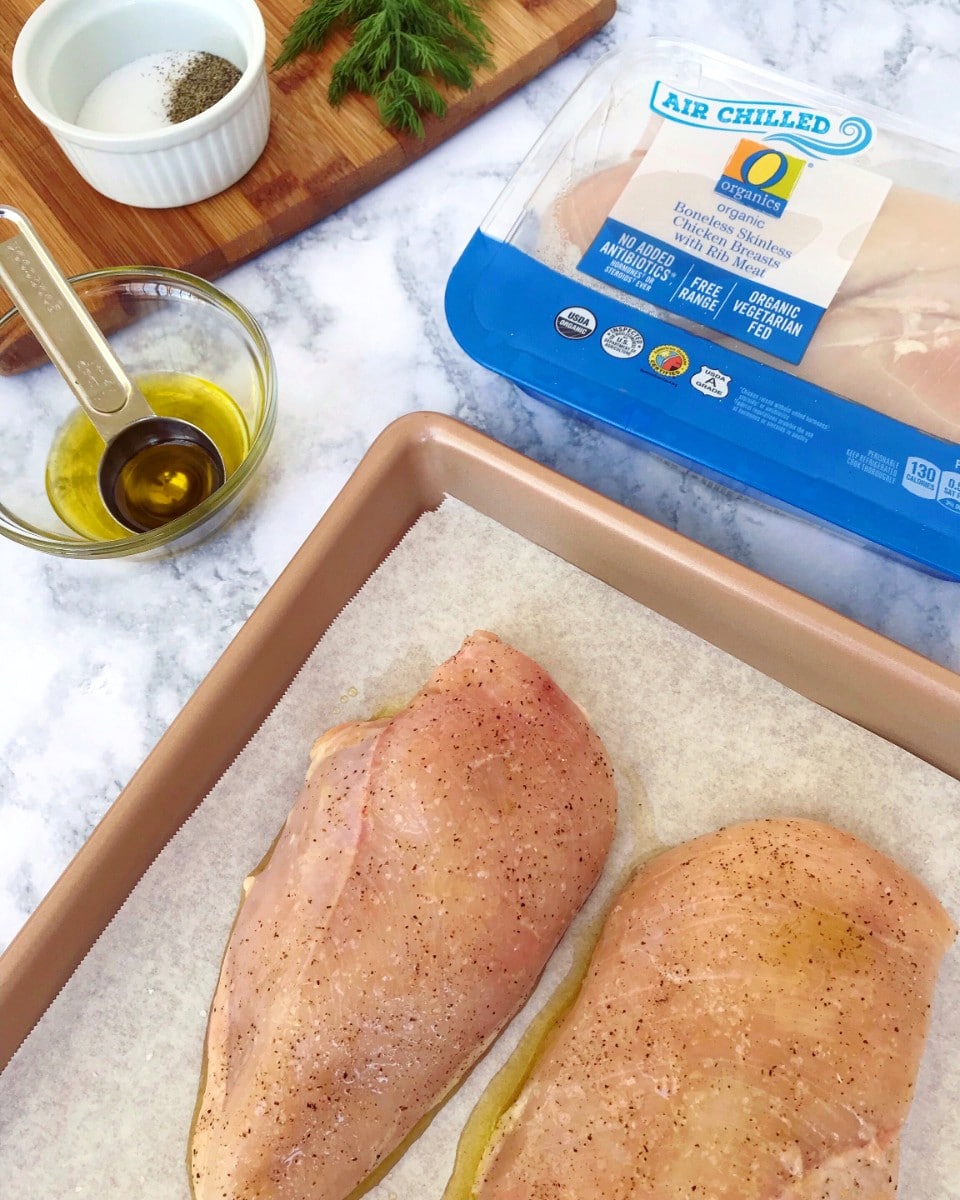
[445,39,960,580]
[188,631,618,1200]
[449,818,957,1199]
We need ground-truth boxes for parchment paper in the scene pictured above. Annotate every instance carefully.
[1,497,958,1198]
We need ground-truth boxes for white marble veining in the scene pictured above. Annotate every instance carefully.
[2,0,960,953]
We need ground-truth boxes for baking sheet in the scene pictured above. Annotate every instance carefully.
[1,495,958,1198]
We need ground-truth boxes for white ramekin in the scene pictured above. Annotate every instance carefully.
[12,0,271,209]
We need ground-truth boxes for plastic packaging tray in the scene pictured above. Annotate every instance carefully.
[446,39,960,578]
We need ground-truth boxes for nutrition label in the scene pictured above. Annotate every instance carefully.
[901,457,960,512]
[578,115,890,364]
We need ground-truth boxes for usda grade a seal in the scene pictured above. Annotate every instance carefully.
[555,306,597,339]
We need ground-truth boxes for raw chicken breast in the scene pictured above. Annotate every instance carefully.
[471,818,956,1199]
[789,186,960,441]
[552,162,960,442]
[189,631,617,1200]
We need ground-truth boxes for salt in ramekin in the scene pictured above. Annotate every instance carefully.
[12,0,270,209]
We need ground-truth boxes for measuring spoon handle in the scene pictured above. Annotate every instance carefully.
[0,206,154,443]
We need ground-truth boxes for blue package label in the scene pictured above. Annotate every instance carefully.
[576,114,890,366]
[444,231,960,580]
[579,218,825,363]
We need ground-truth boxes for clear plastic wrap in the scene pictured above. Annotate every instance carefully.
[446,39,960,578]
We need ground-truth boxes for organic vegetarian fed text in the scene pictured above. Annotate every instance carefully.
[274,0,492,136]
[189,631,617,1200]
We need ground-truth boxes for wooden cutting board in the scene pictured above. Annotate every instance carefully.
[0,0,615,284]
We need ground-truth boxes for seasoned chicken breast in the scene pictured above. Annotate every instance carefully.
[189,631,617,1200]
[470,818,956,1199]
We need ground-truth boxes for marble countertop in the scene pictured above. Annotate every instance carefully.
[2,0,960,955]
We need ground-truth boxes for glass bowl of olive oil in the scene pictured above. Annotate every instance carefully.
[0,266,276,558]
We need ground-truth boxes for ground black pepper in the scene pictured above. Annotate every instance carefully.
[164,52,241,124]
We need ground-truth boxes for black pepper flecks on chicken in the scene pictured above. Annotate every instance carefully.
[472,818,956,1199]
[189,631,618,1200]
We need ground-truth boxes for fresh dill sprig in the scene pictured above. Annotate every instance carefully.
[274,0,493,137]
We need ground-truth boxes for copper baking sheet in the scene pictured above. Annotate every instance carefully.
[3,407,960,1078]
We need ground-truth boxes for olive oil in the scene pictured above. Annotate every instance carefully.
[111,439,223,532]
[442,919,604,1200]
[46,372,250,540]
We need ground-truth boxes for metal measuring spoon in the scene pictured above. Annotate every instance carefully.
[0,206,225,533]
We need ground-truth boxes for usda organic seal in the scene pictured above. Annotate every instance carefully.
[555,306,597,339]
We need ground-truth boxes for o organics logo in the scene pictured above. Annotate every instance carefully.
[714,138,806,217]
[648,344,690,378]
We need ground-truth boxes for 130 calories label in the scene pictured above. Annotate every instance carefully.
[902,457,960,512]
[578,106,891,364]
